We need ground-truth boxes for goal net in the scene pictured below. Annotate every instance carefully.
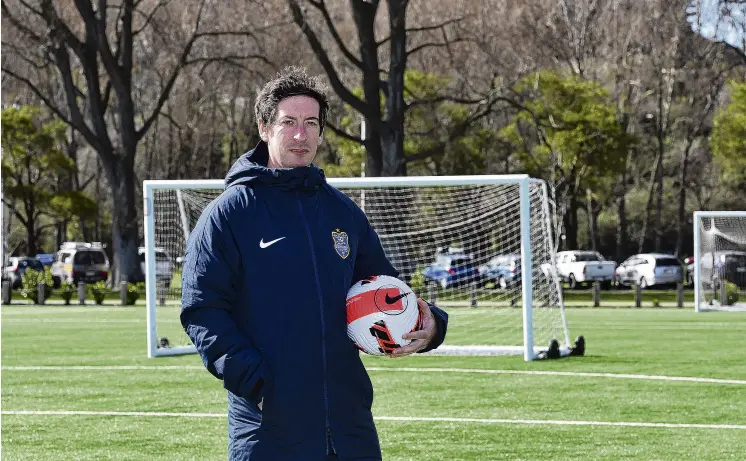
[694,211,746,312]
[143,175,571,360]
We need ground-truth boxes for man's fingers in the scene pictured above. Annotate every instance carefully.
[402,330,430,341]
[390,340,426,357]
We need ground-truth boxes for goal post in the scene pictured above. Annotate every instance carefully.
[143,175,573,360]
[693,211,746,312]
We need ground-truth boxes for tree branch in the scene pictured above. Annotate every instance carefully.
[1,1,43,41]
[136,0,207,141]
[377,16,462,47]
[132,0,173,37]
[325,122,363,143]
[285,0,371,118]
[185,54,274,67]
[306,0,363,69]
[407,38,467,57]
[405,96,503,163]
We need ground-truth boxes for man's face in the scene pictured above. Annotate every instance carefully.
[260,95,322,169]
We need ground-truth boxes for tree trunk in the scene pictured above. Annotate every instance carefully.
[25,220,38,256]
[382,0,408,177]
[653,142,663,252]
[616,171,628,263]
[563,195,579,251]
[674,139,694,257]
[106,155,140,284]
[586,188,597,251]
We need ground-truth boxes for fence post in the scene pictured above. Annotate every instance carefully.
[120,281,128,305]
[428,283,437,306]
[37,283,46,305]
[470,280,478,308]
[677,282,684,308]
[2,280,11,305]
[720,281,728,306]
[593,281,601,307]
[634,282,642,308]
[78,281,86,305]
[157,281,166,306]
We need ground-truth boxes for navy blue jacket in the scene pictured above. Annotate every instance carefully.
[181,142,448,461]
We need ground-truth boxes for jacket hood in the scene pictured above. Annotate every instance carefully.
[225,141,326,191]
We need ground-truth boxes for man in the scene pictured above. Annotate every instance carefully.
[181,67,448,461]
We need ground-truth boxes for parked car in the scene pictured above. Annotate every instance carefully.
[479,254,521,289]
[3,257,44,289]
[614,253,683,289]
[35,253,55,267]
[697,250,746,289]
[51,242,110,287]
[553,250,616,289]
[422,249,481,289]
[138,247,174,288]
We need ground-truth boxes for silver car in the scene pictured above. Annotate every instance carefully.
[614,253,683,289]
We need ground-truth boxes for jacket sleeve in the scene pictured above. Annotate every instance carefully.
[180,197,270,401]
[352,210,449,352]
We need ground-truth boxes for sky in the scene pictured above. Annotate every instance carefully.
[689,0,746,48]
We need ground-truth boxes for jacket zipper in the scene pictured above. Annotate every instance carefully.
[297,199,335,455]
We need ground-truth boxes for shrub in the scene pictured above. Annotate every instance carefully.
[20,268,53,304]
[60,281,76,305]
[408,270,426,292]
[723,281,740,306]
[87,281,108,305]
[126,282,144,305]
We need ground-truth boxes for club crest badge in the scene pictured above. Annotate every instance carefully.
[332,229,350,259]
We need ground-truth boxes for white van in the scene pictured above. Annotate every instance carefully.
[51,242,110,287]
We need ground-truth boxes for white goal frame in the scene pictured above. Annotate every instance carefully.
[143,175,570,360]
[693,210,746,312]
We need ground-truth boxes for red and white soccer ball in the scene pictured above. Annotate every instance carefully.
[346,275,421,356]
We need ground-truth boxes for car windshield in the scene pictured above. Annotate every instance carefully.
[575,252,603,262]
[655,257,680,266]
[74,251,106,265]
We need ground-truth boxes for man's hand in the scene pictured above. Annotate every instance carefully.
[390,298,437,358]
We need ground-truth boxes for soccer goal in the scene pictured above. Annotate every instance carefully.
[693,211,746,312]
[143,175,574,360]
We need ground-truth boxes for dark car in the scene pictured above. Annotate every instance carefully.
[699,251,746,289]
[479,254,521,289]
[3,257,44,289]
[422,251,481,289]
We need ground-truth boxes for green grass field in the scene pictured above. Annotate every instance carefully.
[2,305,746,460]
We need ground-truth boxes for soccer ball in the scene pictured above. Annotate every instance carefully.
[346,275,421,356]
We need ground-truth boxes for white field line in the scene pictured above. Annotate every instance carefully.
[2,410,744,430]
[3,365,746,385]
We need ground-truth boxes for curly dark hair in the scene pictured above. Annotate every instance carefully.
[254,66,330,134]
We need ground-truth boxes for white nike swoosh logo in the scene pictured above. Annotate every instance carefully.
[259,237,286,249]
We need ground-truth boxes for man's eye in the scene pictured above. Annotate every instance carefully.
[307,121,319,128]
[282,119,294,126]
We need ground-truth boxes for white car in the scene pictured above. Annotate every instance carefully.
[138,247,173,288]
[614,253,683,289]
[552,250,617,289]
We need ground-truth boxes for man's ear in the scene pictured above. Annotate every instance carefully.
[258,121,269,142]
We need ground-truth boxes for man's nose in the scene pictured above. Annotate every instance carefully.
[293,124,308,140]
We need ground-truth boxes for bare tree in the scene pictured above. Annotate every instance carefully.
[2,0,271,282]
[285,0,502,176]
